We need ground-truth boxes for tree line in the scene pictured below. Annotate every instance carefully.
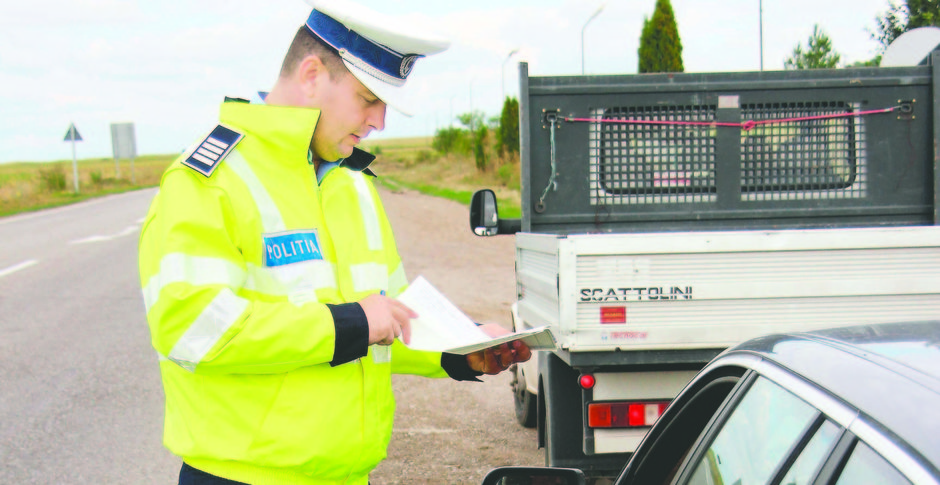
[431,97,519,177]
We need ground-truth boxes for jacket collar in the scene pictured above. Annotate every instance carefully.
[219,99,377,174]
[342,148,376,173]
[219,99,319,169]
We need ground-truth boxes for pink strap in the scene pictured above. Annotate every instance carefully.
[563,106,897,131]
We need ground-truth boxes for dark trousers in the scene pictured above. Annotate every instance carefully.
[179,462,372,485]
[179,463,248,485]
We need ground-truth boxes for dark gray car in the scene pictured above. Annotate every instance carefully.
[484,321,940,485]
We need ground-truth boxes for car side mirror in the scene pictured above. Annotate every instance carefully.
[470,189,521,236]
[481,466,586,485]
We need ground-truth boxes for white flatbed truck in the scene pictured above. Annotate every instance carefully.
[470,56,940,478]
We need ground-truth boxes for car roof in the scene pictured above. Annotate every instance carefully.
[728,320,940,473]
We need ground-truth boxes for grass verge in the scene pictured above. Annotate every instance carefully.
[365,137,521,219]
[376,177,521,219]
[0,155,177,218]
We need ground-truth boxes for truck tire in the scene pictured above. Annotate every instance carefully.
[512,364,537,428]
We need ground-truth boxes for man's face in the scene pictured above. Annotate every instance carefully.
[310,68,387,162]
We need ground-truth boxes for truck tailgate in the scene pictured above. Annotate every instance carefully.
[515,226,940,351]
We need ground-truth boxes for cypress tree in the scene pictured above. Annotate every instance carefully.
[638,0,684,73]
[474,126,488,172]
[497,97,520,155]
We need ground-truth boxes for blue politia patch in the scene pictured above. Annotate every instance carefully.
[182,125,244,177]
[263,230,323,267]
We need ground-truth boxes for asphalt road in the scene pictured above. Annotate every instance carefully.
[0,188,177,483]
[0,187,543,484]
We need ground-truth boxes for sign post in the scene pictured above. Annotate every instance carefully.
[63,123,83,193]
[110,122,137,184]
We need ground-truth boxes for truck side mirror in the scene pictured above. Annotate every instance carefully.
[470,189,522,236]
[470,189,500,236]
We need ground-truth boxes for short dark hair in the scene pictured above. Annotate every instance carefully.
[279,26,347,79]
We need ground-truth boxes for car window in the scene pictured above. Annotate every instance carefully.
[834,441,911,485]
[684,377,818,485]
[779,419,841,484]
[619,368,746,485]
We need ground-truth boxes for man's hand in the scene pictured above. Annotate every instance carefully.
[466,324,532,375]
[359,293,416,346]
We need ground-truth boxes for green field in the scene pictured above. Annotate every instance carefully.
[364,137,522,219]
[0,154,177,218]
[360,136,434,152]
[0,138,521,219]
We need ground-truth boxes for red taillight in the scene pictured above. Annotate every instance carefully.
[579,374,596,389]
[627,404,645,426]
[600,306,626,324]
[588,403,611,427]
[587,401,669,428]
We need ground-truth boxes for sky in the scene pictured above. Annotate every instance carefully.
[0,0,900,163]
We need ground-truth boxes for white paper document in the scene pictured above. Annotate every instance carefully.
[397,276,557,355]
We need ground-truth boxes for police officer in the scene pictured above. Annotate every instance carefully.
[138,1,530,483]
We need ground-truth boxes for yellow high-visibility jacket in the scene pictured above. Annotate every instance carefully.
[138,100,467,485]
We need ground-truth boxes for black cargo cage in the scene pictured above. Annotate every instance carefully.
[594,101,863,201]
[520,62,932,233]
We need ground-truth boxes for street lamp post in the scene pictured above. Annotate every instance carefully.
[469,77,475,131]
[502,48,520,102]
[581,4,606,75]
[759,0,764,71]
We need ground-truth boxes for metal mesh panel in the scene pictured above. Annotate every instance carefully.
[590,106,717,205]
[741,102,866,200]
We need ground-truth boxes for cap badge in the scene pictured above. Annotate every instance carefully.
[400,55,419,78]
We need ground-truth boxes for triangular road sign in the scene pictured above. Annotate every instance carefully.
[63,123,83,142]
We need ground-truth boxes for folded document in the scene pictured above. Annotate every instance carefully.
[397,276,556,355]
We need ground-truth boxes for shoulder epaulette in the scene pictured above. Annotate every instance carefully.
[182,125,244,177]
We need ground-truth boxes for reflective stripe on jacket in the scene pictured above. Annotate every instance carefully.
[138,100,446,484]
[320,165,446,378]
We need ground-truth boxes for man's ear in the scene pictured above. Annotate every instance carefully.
[296,54,330,101]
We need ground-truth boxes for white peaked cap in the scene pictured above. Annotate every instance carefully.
[303,0,450,116]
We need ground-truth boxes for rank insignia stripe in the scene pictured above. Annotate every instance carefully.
[182,125,244,177]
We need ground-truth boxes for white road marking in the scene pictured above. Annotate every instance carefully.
[70,235,112,244]
[0,259,39,279]
[117,225,139,237]
[70,225,140,245]
[0,188,158,227]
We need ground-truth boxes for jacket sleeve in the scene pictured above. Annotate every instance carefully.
[390,343,483,381]
[361,178,480,380]
[139,167,368,375]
